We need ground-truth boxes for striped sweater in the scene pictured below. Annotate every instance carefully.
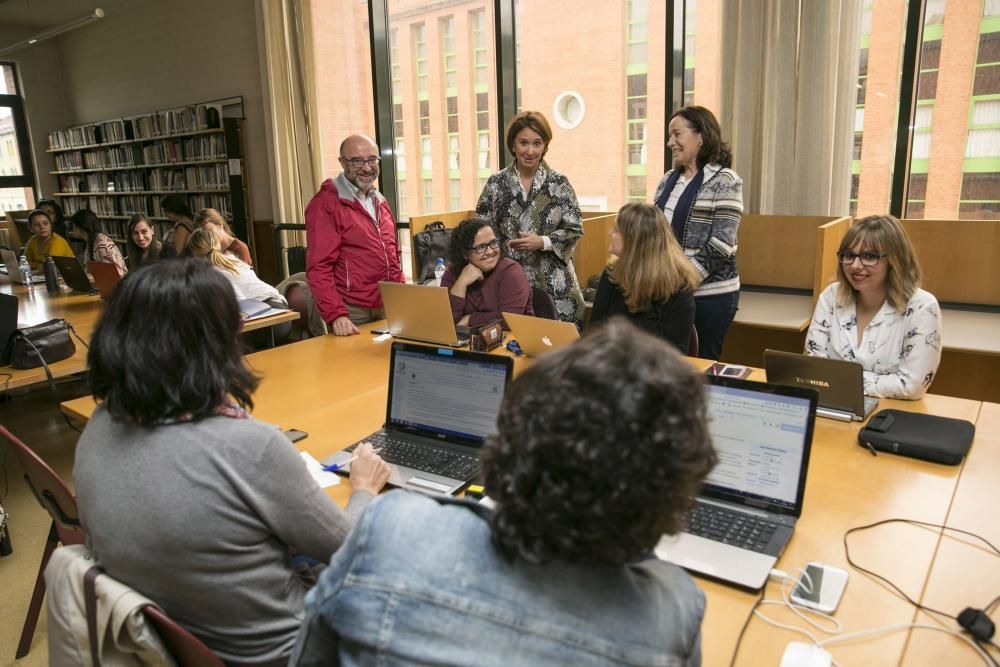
[653,165,743,297]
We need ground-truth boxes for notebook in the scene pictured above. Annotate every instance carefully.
[0,250,46,284]
[321,341,513,495]
[50,256,97,294]
[502,312,579,357]
[655,375,818,590]
[764,349,879,422]
[379,281,469,347]
[87,261,121,299]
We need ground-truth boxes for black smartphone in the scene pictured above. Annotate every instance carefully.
[371,327,390,335]
[283,429,308,443]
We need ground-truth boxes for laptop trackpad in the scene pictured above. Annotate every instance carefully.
[654,532,776,590]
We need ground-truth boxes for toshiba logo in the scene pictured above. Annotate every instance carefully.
[794,376,831,388]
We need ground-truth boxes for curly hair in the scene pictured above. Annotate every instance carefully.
[446,218,494,270]
[836,214,922,311]
[481,317,717,565]
[671,106,732,169]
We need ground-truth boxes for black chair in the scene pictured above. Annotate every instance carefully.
[687,324,699,358]
[273,223,307,281]
[531,287,557,320]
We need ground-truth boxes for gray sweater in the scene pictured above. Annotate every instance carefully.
[73,407,372,666]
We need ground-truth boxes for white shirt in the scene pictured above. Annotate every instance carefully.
[217,259,286,305]
[805,283,942,399]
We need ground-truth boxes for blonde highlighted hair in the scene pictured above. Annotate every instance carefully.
[609,203,701,313]
[836,214,922,310]
[187,228,238,275]
[193,208,234,236]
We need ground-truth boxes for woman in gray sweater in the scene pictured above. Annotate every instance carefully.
[73,259,389,666]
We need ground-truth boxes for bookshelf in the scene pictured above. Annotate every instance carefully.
[46,100,251,251]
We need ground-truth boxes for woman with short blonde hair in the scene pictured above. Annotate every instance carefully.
[193,207,252,266]
[187,228,286,310]
[806,214,942,399]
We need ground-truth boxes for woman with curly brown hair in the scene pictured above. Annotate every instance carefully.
[292,318,717,666]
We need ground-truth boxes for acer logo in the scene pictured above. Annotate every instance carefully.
[794,376,830,388]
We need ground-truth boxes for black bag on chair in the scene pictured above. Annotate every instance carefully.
[6,319,77,370]
[412,221,452,283]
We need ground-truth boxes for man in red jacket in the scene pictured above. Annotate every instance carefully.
[305,135,405,335]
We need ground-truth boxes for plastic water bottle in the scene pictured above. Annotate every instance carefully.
[433,257,445,286]
[18,255,33,290]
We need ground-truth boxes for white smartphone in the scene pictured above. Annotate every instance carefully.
[790,562,848,613]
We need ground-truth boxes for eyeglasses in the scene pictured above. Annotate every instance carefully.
[469,239,500,255]
[342,156,381,168]
[838,251,886,267]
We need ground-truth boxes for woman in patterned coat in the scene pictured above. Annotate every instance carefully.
[476,111,585,325]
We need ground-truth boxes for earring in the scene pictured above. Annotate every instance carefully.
[699,141,703,147]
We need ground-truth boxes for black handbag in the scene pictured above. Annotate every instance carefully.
[6,319,78,370]
[858,409,975,465]
[412,221,452,283]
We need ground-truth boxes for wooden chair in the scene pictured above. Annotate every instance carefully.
[0,424,86,659]
[531,287,557,320]
[142,605,225,667]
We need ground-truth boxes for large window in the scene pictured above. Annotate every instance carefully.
[0,63,36,217]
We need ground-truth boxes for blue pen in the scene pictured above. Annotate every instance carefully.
[322,454,360,472]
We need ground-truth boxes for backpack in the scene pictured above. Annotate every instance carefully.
[412,221,452,283]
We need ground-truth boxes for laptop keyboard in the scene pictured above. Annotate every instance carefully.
[685,503,779,553]
[349,433,480,480]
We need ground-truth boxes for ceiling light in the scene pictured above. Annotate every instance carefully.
[0,8,104,57]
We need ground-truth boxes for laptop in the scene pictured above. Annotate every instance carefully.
[655,375,818,590]
[321,341,513,495]
[0,250,46,284]
[764,349,879,422]
[502,312,579,357]
[379,281,469,347]
[51,256,97,294]
[87,261,121,299]
[0,293,18,365]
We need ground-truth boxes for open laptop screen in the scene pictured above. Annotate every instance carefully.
[387,346,509,444]
[702,379,815,514]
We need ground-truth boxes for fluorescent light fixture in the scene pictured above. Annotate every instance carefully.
[0,8,104,57]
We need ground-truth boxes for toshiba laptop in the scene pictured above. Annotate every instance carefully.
[502,312,579,357]
[0,250,45,284]
[87,261,121,299]
[51,256,97,294]
[655,375,818,590]
[764,349,879,422]
[321,341,513,495]
[379,281,469,347]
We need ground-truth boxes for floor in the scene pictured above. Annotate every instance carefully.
[0,377,90,666]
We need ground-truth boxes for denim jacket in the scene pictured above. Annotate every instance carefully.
[291,491,705,666]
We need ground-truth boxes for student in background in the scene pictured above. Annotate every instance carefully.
[74,259,390,666]
[590,203,699,354]
[194,207,252,266]
[292,319,716,666]
[806,214,942,399]
[187,228,285,310]
[66,208,127,276]
[440,218,533,327]
[36,198,68,239]
[124,213,175,271]
[160,194,195,255]
[23,208,75,272]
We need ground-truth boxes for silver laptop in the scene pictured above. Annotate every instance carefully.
[0,250,46,284]
[321,341,513,495]
[502,312,579,357]
[764,349,879,422]
[655,375,817,590]
[379,281,469,347]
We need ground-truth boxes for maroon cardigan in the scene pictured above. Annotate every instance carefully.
[440,257,533,328]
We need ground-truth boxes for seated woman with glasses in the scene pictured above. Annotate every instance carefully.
[74,260,390,665]
[440,218,533,327]
[805,214,942,399]
[590,203,700,354]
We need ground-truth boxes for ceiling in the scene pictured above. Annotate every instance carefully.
[0,0,106,30]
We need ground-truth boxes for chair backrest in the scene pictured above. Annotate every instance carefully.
[272,223,307,281]
[531,287,557,320]
[0,425,84,546]
[687,324,699,358]
[142,605,225,667]
[4,209,33,249]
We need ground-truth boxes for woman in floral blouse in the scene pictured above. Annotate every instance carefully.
[475,111,585,325]
[805,214,942,399]
[67,208,127,277]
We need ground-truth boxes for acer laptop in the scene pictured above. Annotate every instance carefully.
[87,261,121,299]
[764,349,879,422]
[321,341,513,495]
[51,256,97,294]
[379,281,469,347]
[0,250,45,284]
[502,312,580,357]
[655,375,817,590]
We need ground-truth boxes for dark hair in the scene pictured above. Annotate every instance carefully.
[446,218,493,269]
[159,194,193,220]
[671,106,732,169]
[482,317,717,565]
[125,213,162,271]
[36,198,64,228]
[68,208,99,244]
[505,110,553,163]
[27,209,52,230]
[88,260,259,425]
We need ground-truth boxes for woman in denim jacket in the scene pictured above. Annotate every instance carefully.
[292,318,717,666]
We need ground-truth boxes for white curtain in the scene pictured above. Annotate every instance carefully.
[256,0,322,258]
[719,0,862,216]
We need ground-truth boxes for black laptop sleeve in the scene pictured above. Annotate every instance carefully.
[858,409,975,465]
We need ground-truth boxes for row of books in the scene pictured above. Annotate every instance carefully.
[60,193,234,219]
[54,135,228,172]
[146,165,230,191]
[58,171,149,194]
[47,104,223,150]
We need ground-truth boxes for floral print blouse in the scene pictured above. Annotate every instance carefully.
[805,283,943,399]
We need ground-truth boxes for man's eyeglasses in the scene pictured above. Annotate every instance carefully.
[343,156,381,168]
[838,251,886,267]
[469,239,500,255]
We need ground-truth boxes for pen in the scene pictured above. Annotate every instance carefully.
[322,455,360,472]
[861,440,878,457]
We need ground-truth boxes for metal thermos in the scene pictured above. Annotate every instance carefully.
[43,256,60,293]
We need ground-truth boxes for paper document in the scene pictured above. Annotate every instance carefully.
[299,452,341,488]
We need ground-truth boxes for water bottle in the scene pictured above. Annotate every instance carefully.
[433,257,446,286]
[18,256,33,290]
[43,256,60,293]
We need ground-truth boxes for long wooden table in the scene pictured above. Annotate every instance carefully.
[58,323,995,666]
